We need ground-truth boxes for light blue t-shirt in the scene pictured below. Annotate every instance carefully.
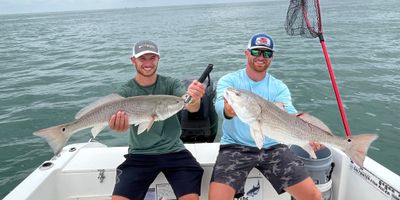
[215,68,297,148]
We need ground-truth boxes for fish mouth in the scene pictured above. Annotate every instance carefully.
[224,88,238,105]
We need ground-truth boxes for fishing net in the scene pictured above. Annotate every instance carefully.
[285,0,322,39]
[285,0,352,137]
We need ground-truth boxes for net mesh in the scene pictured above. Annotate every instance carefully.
[285,0,321,38]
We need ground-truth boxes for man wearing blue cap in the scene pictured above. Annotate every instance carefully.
[209,33,322,200]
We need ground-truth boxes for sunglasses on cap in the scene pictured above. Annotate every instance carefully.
[249,49,273,58]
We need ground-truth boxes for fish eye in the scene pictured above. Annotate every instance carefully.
[62,127,66,132]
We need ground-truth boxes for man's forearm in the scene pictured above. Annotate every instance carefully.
[185,99,201,112]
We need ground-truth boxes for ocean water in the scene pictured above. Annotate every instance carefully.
[0,0,399,197]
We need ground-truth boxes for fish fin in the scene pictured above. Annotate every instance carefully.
[91,124,107,138]
[344,133,379,168]
[137,115,156,135]
[146,117,155,132]
[250,121,265,149]
[75,94,125,119]
[33,123,71,155]
[137,123,148,135]
[296,112,333,135]
[303,144,317,159]
[273,102,285,111]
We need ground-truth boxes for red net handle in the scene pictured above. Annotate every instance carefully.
[302,0,352,138]
[320,41,352,138]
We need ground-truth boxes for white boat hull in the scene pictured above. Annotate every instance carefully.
[4,141,400,200]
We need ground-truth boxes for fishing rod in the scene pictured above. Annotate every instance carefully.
[184,63,214,104]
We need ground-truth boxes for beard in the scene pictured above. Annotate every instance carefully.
[250,60,269,72]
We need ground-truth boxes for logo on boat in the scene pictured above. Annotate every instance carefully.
[352,163,400,199]
[246,180,261,197]
[237,177,263,200]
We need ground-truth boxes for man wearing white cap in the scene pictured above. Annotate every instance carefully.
[109,40,205,200]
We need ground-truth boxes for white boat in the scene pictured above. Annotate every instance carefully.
[4,140,400,200]
[4,78,399,200]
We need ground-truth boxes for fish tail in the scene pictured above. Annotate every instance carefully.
[33,123,72,155]
[344,133,379,168]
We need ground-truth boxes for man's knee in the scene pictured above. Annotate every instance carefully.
[295,186,322,200]
[209,182,236,200]
[179,193,199,200]
[309,188,322,200]
[285,177,323,200]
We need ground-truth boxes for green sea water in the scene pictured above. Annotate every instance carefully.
[1,0,399,197]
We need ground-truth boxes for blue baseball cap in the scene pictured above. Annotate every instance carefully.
[247,33,274,51]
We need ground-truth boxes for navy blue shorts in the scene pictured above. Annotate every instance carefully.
[211,144,309,197]
[112,149,203,200]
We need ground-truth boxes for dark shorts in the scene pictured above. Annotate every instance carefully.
[211,144,309,197]
[113,149,204,200]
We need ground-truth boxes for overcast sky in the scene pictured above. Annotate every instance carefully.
[0,0,259,15]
